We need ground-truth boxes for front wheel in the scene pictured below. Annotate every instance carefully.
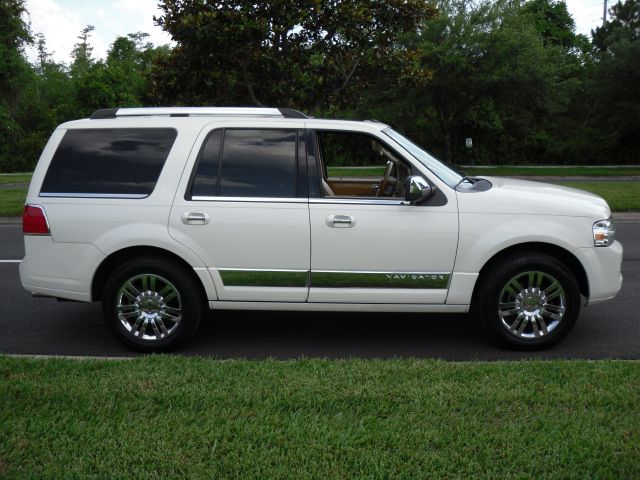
[473,253,582,350]
[102,256,205,352]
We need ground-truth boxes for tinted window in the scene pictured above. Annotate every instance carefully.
[219,129,297,197]
[190,130,222,197]
[41,128,177,197]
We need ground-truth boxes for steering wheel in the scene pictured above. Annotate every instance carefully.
[376,160,394,197]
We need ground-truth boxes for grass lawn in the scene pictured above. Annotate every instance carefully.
[327,166,386,177]
[562,181,640,212]
[0,357,637,478]
[0,173,32,184]
[0,189,27,216]
[327,166,640,178]
[463,166,640,177]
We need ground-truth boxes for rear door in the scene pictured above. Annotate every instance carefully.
[169,120,310,302]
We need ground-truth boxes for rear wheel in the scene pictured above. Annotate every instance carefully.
[102,256,204,352]
[473,252,581,350]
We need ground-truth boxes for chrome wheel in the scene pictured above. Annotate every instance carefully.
[498,271,566,340]
[116,274,183,341]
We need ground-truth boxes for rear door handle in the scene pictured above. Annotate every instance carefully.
[182,212,210,225]
[326,214,355,228]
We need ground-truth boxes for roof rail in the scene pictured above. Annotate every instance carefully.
[90,107,309,119]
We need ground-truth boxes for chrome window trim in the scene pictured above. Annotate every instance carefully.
[309,198,409,206]
[191,196,307,203]
[39,192,148,199]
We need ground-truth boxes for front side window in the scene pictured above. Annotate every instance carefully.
[190,129,298,198]
[383,128,462,188]
[41,128,177,197]
[315,130,412,199]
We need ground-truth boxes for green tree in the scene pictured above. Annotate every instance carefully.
[70,25,95,77]
[0,0,34,171]
[585,0,640,164]
[152,0,436,110]
[592,0,640,52]
[366,0,582,164]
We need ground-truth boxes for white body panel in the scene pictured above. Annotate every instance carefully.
[19,113,623,317]
[307,203,457,303]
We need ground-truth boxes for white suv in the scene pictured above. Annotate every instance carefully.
[20,107,623,351]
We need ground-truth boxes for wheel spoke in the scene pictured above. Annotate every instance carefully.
[164,291,178,303]
[505,278,524,296]
[151,319,161,339]
[124,281,141,298]
[141,275,148,291]
[161,311,180,323]
[159,284,173,297]
[542,306,564,321]
[516,314,529,335]
[537,314,549,335]
[131,315,144,334]
[531,316,541,337]
[499,302,520,316]
[510,313,526,333]
[544,281,563,302]
[156,317,169,336]
[137,318,149,336]
[150,275,156,291]
[117,303,137,311]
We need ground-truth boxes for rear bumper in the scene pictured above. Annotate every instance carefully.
[575,241,623,305]
[19,236,104,302]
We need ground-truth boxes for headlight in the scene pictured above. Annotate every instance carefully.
[593,217,616,247]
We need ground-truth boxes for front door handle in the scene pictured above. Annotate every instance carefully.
[182,212,210,225]
[326,214,355,228]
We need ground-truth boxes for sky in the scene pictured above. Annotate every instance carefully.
[23,0,611,64]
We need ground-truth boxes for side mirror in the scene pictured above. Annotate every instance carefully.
[404,175,436,204]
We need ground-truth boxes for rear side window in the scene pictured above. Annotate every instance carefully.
[190,129,297,198]
[41,128,177,197]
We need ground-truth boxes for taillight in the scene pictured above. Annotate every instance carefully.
[23,205,50,235]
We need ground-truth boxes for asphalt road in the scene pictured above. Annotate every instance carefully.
[1,223,638,360]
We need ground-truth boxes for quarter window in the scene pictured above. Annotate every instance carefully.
[190,130,222,198]
[41,128,177,197]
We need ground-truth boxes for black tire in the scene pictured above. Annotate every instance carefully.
[472,252,581,350]
[102,255,205,352]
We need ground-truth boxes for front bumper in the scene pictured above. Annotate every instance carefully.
[575,241,623,305]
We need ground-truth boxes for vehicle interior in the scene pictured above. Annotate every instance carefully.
[315,131,412,199]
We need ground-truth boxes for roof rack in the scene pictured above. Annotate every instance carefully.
[90,107,309,120]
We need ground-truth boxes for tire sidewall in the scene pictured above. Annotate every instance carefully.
[102,256,204,352]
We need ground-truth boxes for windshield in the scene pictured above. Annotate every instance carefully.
[383,128,463,188]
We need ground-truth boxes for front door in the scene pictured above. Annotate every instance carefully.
[306,125,458,304]
[169,123,310,302]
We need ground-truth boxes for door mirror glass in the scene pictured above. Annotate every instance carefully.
[404,176,435,204]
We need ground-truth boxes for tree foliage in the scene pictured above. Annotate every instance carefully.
[0,0,638,171]
[152,0,437,109]
[586,0,640,163]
